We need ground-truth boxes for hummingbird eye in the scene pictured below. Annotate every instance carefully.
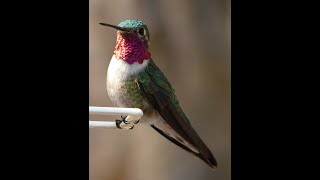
[138,28,145,36]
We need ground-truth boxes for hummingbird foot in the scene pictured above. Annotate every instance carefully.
[115,119,134,130]
[121,115,140,124]
[115,115,140,129]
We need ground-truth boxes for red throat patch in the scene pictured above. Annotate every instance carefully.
[113,31,151,64]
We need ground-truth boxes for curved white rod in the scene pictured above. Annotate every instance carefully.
[89,106,143,129]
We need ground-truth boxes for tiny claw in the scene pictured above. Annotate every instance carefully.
[121,115,129,124]
[121,115,127,120]
[116,120,122,129]
[134,119,140,124]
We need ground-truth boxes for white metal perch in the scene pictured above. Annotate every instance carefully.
[89,106,143,129]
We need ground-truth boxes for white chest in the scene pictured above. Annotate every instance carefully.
[106,56,149,107]
[107,56,149,83]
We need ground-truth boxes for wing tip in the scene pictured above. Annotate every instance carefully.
[197,150,218,169]
[201,156,218,169]
[207,156,218,169]
[151,124,218,169]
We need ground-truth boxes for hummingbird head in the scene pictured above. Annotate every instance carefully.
[100,20,150,49]
[100,20,151,64]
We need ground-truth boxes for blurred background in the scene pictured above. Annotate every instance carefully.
[89,0,230,179]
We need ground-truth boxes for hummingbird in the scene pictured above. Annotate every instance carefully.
[100,19,217,169]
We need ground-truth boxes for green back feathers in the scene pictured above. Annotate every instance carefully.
[137,59,191,125]
[137,60,218,169]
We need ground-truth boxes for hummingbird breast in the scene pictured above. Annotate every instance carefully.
[107,56,150,111]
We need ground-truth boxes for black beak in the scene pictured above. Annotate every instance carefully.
[99,23,131,32]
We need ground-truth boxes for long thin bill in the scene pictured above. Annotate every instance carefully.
[99,23,131,32]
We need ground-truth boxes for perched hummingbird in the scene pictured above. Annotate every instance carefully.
[100,20,217,169]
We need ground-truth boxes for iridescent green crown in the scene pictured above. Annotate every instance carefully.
[118,20,144,28]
